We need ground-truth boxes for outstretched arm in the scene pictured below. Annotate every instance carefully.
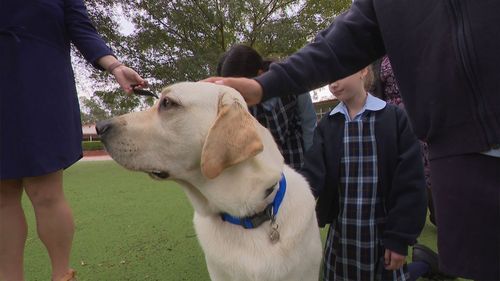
[64,0,146,94]
[204,0,384,105]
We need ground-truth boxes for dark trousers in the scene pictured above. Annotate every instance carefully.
[430,153,499,280]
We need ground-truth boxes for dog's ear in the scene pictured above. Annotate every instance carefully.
[201,99,263,179]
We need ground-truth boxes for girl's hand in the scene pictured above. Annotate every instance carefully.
[384,249,406,270]
[112,65,147,94]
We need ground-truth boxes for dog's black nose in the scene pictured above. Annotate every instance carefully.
[95,119,113,136]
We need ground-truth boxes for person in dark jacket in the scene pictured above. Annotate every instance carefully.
[303,66,426,281]
[204,1,500,279]
[0,1,146,280]
[373,56,437,226]
[371,56,457,280]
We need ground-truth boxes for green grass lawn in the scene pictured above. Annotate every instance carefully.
[22,161,468,280]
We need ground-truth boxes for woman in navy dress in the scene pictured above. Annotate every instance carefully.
[0,0,146,280]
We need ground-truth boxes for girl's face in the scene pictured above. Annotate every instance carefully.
[329,68,368,101]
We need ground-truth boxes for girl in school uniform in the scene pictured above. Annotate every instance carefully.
[301,66,427,281]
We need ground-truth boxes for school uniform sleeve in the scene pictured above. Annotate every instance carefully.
[296,93,317,151]
[300,120,328,198]
[255,0,385,100]
[382,109,427,256]
[64,0,114,70]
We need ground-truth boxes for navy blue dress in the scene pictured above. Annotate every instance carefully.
[0,0,113,180]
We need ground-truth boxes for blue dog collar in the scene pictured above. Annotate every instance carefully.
[221,173,286,229]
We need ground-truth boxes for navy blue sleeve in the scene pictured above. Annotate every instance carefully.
[255,0,385,100]
[382,109,427,256]
[64,0,114,70]
[296,93,317,151]
[300,120,328,198]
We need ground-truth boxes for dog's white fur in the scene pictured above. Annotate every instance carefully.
[100,82,322,281]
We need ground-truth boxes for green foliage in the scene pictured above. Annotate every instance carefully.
[79,0,352,109]
[82,141,104,151]
[79,89,155,124]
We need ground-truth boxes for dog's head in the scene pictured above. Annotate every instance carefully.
[97,82,281,183]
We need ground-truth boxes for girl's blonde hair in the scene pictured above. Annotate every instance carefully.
[364,65,375,92]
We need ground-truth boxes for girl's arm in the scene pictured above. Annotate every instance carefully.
[382,109,427,256]
[296,93,317,151]
[300,121,327,198]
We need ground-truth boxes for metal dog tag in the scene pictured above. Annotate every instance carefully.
[269,221,280,244]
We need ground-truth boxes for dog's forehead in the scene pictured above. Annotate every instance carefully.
[161,82,244,105]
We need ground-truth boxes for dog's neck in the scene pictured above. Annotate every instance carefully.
[176,126,284,218]
[176,163,282,218]
[220,174,285,229]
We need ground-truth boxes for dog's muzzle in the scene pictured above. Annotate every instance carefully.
[95,119,114,137]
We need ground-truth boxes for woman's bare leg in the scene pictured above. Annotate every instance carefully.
[0,179,26,281]
[24,170,74,280]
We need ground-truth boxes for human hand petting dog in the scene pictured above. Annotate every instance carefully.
[384,249,406,270]
[202,77,263,106]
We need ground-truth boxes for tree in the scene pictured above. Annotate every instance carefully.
[79,90,154,124]
[77,0,351,113]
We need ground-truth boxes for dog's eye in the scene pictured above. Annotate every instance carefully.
[160,97,176,109]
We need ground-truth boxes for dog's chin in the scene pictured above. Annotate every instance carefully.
[147,171,170,180]
[105,153,170,180]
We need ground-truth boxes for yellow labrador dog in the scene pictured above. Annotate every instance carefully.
[96,82,322,281]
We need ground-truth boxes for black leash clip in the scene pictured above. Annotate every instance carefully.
[131,84,159,99]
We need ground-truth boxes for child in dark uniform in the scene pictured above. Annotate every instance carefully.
[217,45,306,169]
[301,66,427,281]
